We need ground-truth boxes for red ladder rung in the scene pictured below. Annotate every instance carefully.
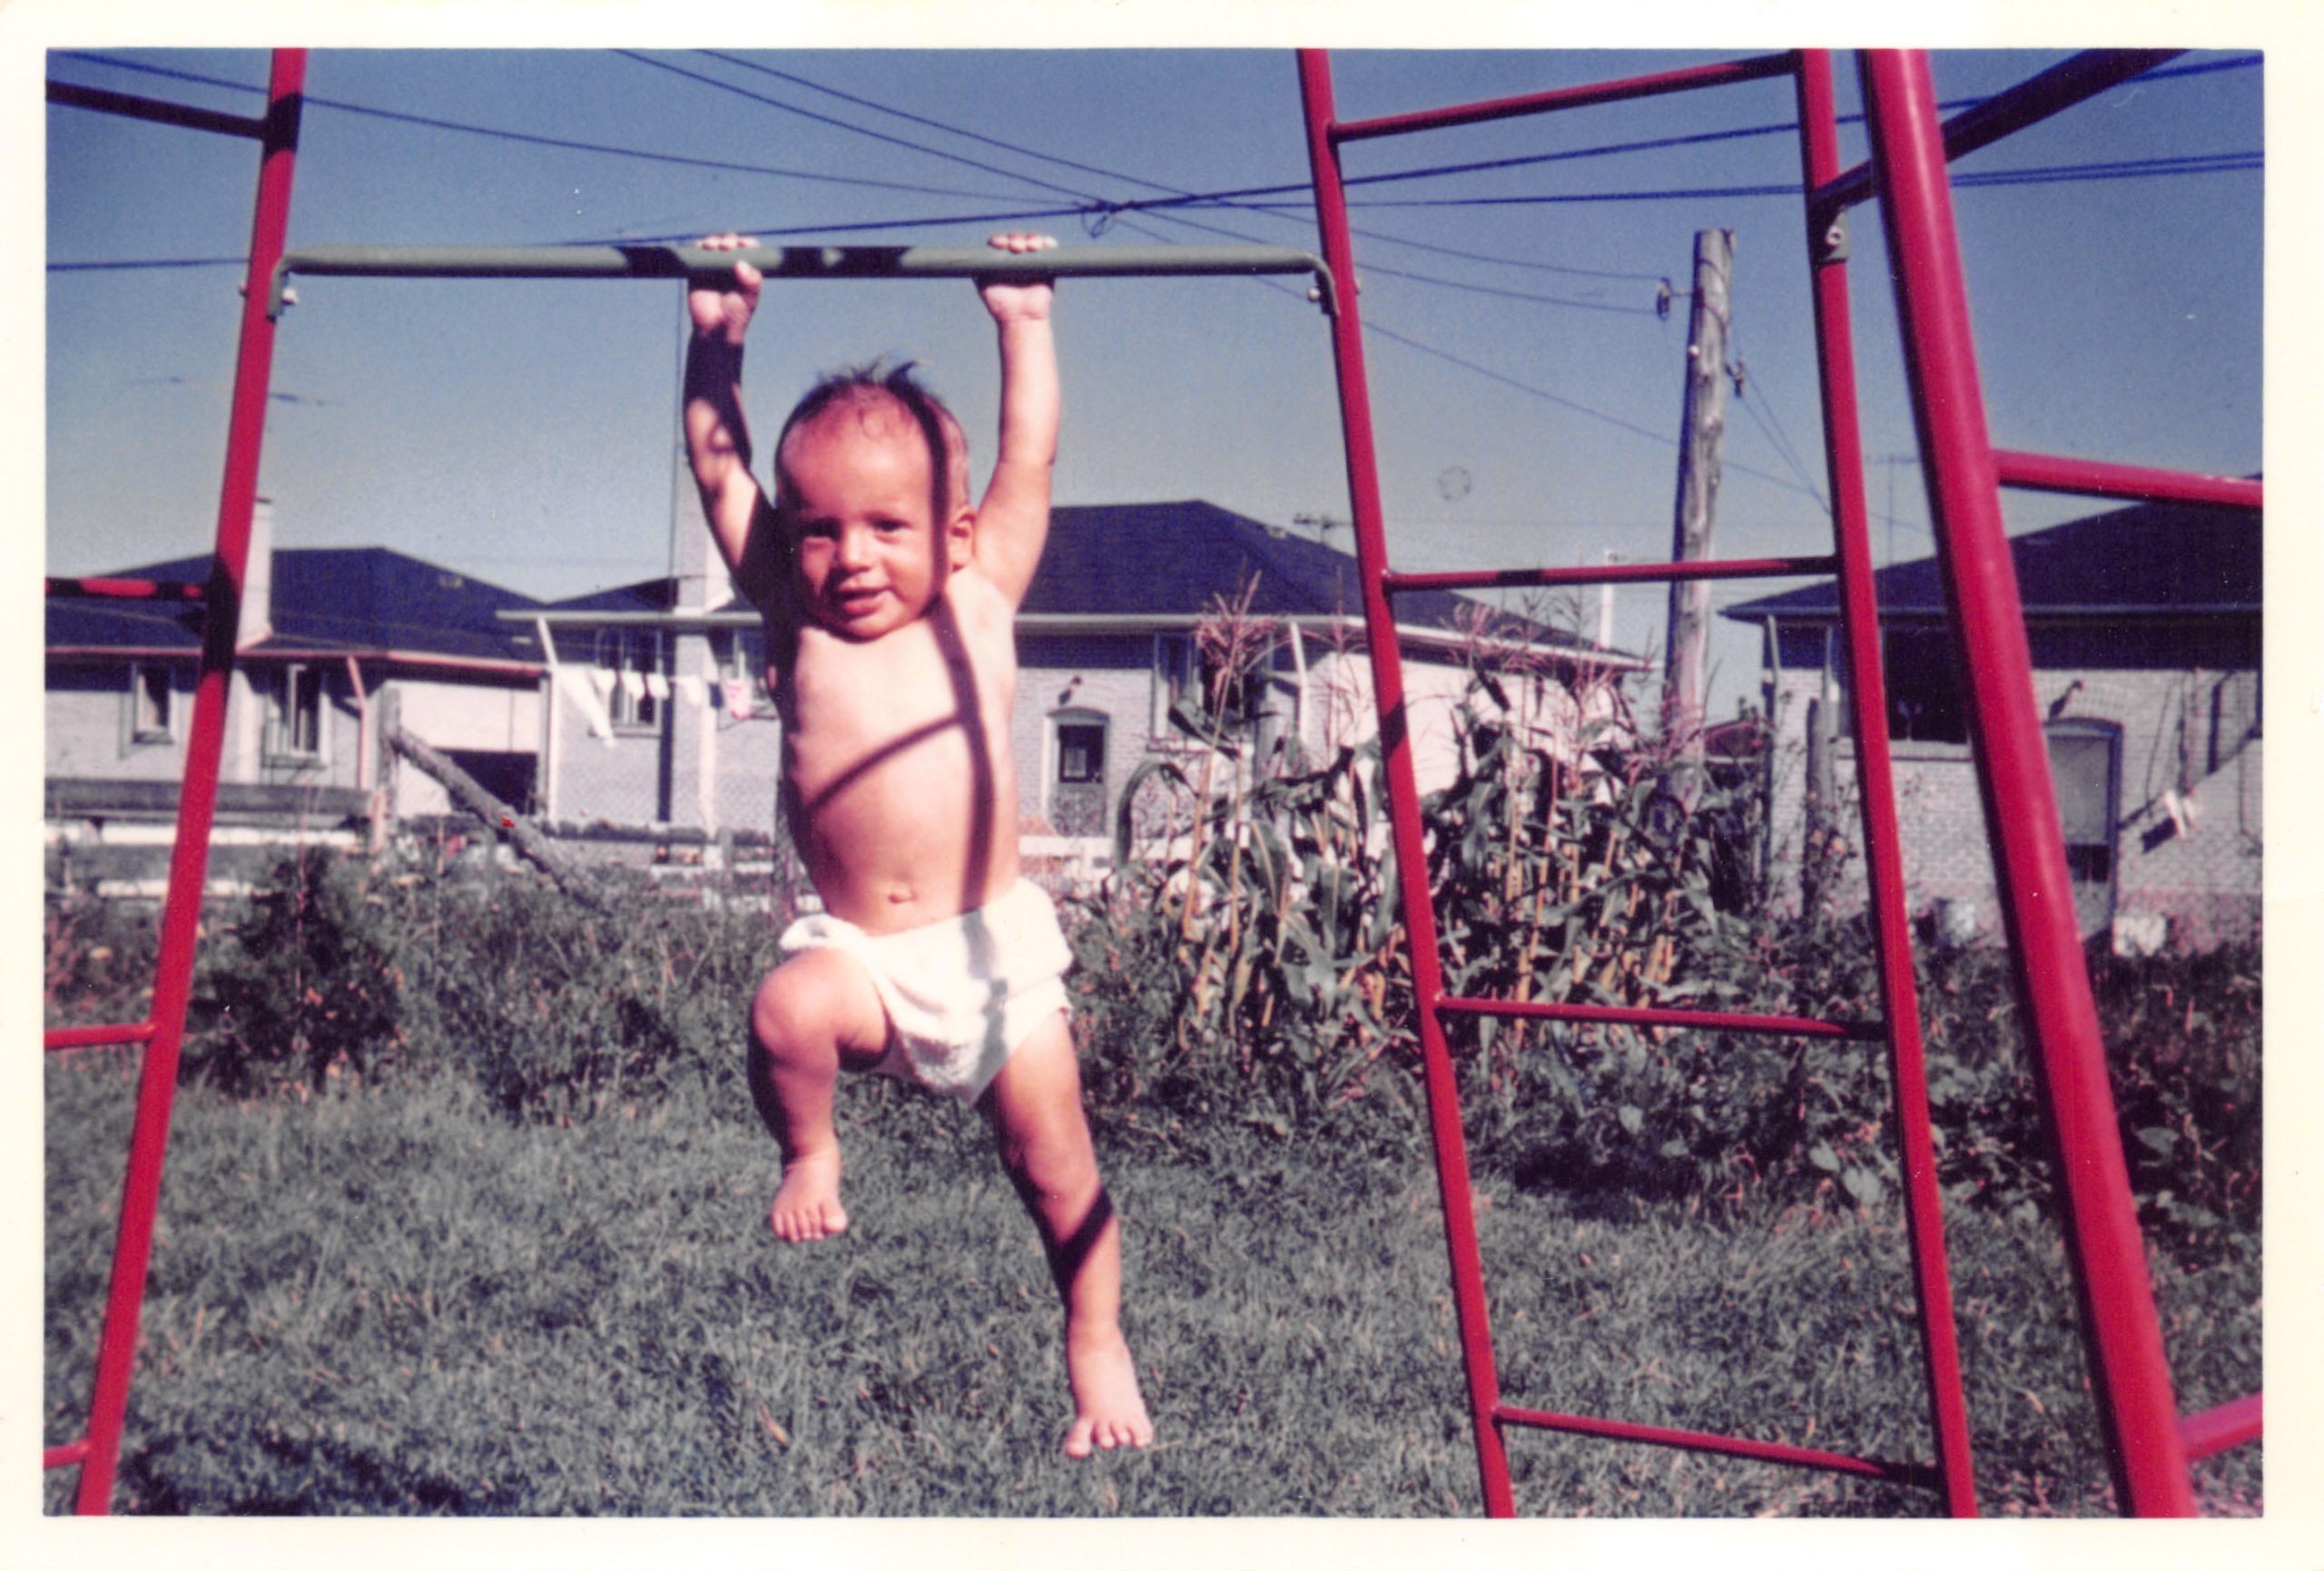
[1384,554,1838,595]
[1437,994,1885,1042]
[1496,1402,1940,1488]
[45,575,208,603]
[44,1439,92,1470]
[1991,449,2262,509]
[46,1022,161,1052]
[2177,1393,2261,1461]
[1331,54,1796,143]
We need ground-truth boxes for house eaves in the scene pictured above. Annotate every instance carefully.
[499,605,1651,673]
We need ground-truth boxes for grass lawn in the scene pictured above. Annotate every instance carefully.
[44,1051,2260,1519]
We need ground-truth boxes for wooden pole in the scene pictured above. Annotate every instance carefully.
[385,723,615,913]
[1664,229,1734,756]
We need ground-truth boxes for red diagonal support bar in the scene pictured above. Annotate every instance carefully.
[1860,48,2191,1517]
[1436,994,1884,1042]
[1384,554,1837,594]
[1993,449,2262,509]
[1814,49,2183,213]
[47,79,271,141]
[1496,1404,1939,1488]
[44,1440,92,1470]
[1331,53,1795,142]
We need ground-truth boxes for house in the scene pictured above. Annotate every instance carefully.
[518,499,1644,886]
[1723,495,2261,951]
[44,504,547,895]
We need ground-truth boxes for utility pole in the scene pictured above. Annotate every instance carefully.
[1663,228,1733,757]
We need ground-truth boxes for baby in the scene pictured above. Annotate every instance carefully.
[683,231,1152,1458]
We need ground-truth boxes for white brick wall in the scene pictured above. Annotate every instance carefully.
[1762,661,2260,948]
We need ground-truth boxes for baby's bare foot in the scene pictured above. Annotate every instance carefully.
[768,1151,848,1242]
[1061,1325,1154,1458]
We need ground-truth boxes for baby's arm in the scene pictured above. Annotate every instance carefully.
[969,232,1060,608]
[683,233,786,614]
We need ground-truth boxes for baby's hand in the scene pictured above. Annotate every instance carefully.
[978,231,1057,326]
[688,232,763,345]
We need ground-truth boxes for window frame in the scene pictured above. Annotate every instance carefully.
[125,660,177,747]
[1055,717,1108,786]
[263,661,330,765]
[2045,714,2123,891]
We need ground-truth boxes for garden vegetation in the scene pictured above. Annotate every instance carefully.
[43,633,2260,1517]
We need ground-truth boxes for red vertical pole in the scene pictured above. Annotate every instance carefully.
[1297,49,1516,1518]
[1791,51,1979,1517]
[1856,50,2191,1517]
[73,47,307,1516]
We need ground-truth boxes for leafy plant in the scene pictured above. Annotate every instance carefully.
[187,848,407,1094]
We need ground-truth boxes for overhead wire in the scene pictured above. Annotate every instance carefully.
[45,46,2250,534]
[51,50,1046,206]
[611,50,1110,209]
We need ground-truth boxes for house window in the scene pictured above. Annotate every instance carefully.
[1049,709,1110,838]
[127,662,174,743]
[1881,627,1968,743]
[2047,718,2122,936]
[1153,633,1197,734]
[265,663,328,763]
[596,630,665,731]
[1057,720,1107,785]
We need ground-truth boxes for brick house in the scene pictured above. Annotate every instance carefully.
[44,504,547,894]
[1723,495,2261,951]
[521,499,1642,885]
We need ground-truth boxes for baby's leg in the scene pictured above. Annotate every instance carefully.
[980,1017,1154,1458]
[747,948,891,1242]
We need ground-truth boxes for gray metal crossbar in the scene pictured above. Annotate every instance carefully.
[270,242,1336,317]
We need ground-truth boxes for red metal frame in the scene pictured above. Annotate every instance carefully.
[1297,44,2257,1518]
[1856,47,2206,1518]
[44,46,307,1517]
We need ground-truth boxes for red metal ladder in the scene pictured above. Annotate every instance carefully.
[43,47,309,1516]
[1297,44,2253,1518]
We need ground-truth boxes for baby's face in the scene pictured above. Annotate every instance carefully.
[778,408,971,641]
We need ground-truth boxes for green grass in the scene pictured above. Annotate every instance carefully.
[44,1054,2260,1517]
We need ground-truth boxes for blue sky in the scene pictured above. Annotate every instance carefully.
[31,35,2272,720]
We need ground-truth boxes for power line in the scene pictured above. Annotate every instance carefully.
[699,50,1196,202]
[52,51,1043,206]
[612,50,1107,208]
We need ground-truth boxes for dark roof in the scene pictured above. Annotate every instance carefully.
[1029,500,1598,652]
[535,500,1616,656]
[48,547,546,664]
[538,576,684,615]
[1722,496,2260,623]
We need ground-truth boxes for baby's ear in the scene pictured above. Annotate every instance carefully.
[945,504,977,570]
